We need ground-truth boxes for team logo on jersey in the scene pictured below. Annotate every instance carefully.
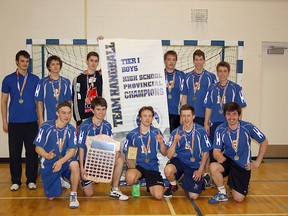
[78,130,84,144]
[34,84,41,97]
[239,90,246,103]
[204,134,211,147]
[35,128,44,143]
[216,132,221,146]
[253,127,264,139]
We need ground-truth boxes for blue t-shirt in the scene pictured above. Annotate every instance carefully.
[34,76,72,121]
[165,69,185,115]
[33,120,77,169]
[123,126,165,172]
[78,118,112,159]
[204,80,247,123]
[213,120,266,169]
[182,70,217,118]
[1,71,39,123]
[167,124,212,169]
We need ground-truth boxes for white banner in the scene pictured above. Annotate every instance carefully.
[99,39,169,136]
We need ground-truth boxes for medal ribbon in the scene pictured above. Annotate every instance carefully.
[86,70,96,99]
[217,81,229,109]
[227,122,240,155]
[50,76,61,102]
[55,120,69,155]
[192,71,204,97]
[183,124,195,157]
[92,117,103,135]
[140,128,151,158]
[16,69,28,99]
[165,69,175,93]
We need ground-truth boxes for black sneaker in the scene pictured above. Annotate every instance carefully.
[164,185,178,198]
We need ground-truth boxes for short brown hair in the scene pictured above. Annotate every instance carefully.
[57,101,71,111]
[16,50,30,61]
[87,51,99,60]
[180,104,195,115]
[216,61,230,72]
[164,50,178,61]
[46,55,63,71]
[91,97,107,109]
[193,49,205,60]
[138,106,154,118]
[223,102,241,116]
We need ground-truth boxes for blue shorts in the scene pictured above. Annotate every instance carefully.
[167,157,203,194]
[41,160,72,198]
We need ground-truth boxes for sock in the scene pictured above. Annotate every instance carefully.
[112,187,118,191]
[218,186,226,194]
[170,180,177,186]
[70,191,77,196]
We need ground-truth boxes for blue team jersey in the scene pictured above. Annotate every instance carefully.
[167,124,212,169]
[123,126,165,172]
[165,69,185,115]
[204,80,247,123]
[34,76,72,121]
[1,72,39,123]
[78,118,112,159]
[182,70,217,118]
[33,120,77,168]
[213,120,266,169]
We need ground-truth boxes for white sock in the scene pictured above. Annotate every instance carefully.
[170,180,177,186]
[204,173,209,177]
[112,187,118,191]
[218,186,226,194]
[70,191,77,196]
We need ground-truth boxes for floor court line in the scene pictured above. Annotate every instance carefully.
[165,198,176,215]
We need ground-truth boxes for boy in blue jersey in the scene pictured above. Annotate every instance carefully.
[204,61,247,148]
[35,55,72,126]
[208,102,268,204]
[182,49,217,127]
[34,101,80,208]
[78,97,129,200]
[123,106,167,200]
[181,49,217,188]
[164,104,212,198]
[1,50,39,191]
[164,50,185,133]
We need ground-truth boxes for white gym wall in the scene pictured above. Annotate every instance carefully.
[0,0,288,157]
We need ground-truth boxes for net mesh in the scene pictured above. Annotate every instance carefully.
[31,44,239,82]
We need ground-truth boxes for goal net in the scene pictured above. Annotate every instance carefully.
[27,39,243,85]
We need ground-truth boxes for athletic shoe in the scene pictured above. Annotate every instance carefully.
[164,185,178,198]
[110,188,129,201]
[27,182,37,190]
[132,181,141,198]
[10,184,20,191]
[69,194,79,209]
[202,174,211,190]
[61,177,71,189]
[208,192,228,204]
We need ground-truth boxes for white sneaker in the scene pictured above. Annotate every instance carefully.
[28,182,37,190]
[10,184,20,191]
[69,194,79,209]
[110,188,129,201]
[61,177,71,189]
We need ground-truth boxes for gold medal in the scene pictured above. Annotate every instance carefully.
[58,155,63,160]
[19,98,24,104]
[234,155,239,161]
[145,157,150,163]
[219,109,223,114]
[168,94,172,99]
[192,96,197,101]
[190,157,195,162]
